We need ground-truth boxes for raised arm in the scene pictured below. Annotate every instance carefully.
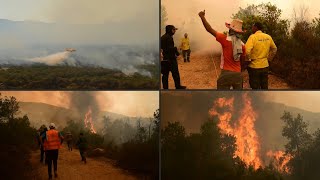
[198,10,217,37]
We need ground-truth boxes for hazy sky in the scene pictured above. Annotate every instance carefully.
[0,0,159,45]
[263,91,320,113]
[0,91,159,117]
[0,0,159,24]
[163,0,320,32]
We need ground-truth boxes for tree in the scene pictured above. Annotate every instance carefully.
[281,111,312,179]
[232,3,289,46]
[151,109,160,140]
[161,121,186,148]
[281,111,311,156]
[0,95,37,180]
[161,5,168,35]
[135,120,147,142]
[295,129,320,179]
[0,94,19,121]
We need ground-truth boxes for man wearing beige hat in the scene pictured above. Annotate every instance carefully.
[198,10,246,89]
[245,22,277,89]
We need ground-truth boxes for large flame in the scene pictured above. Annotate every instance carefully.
[209,93,292,172]
[209,93,262,169]
[84,107,96,134]
[267,150,292,173]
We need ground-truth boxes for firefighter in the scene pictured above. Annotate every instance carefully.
[180,33,191,62]
[41,123,64,179]
[40,126,48,164]
[76,132,88,164]
[65,131,73,151]
[245,22,277,89]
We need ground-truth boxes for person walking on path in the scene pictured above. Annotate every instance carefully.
[76,132,88,164]
[65,131,73,151]
[40,126,48,164]
[41,123,64,179]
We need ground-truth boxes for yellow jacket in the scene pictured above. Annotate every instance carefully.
[180,37,190,50]
[245,31,277,68]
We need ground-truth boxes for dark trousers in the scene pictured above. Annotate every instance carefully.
[67,141,72,151]
[217,70,243,90]
[182,49,191,62]
[46,149,59,178]
[80,149,87,162]
[161,59,181,89]
[247,67,269,89]
[40,145,45,162]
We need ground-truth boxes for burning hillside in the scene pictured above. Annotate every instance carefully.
[209,93,291,172]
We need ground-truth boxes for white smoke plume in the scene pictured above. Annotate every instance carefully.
[30,51,72,66]
[0,45,157,77]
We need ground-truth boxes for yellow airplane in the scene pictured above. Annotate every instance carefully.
[65,48,76,52]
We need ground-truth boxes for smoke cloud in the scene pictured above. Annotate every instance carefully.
[0,45,157,77]
[1,91,158,118]
[30,51,73,66]
[0,0,159,76]
[162,0,243,53]
[162,0,320,53]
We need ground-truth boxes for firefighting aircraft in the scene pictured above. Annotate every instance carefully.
[65,48,76,52]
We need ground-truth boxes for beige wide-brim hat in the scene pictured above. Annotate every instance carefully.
[225,19,245,33]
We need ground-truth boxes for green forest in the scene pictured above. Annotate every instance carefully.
[0,64,159,89]
[0,94,159,179]
[161,112,320,180]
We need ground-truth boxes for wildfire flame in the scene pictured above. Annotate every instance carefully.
[209,93,292,172]
[84,107,96,134]
[209,93,262,169]
[267,150,292,173]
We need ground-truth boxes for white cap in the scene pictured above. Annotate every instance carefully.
[49,123,56,128]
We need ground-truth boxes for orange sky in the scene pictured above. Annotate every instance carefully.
[0,91,159,117]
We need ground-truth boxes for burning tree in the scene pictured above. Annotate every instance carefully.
[84,107,96,134]
[209,94,262,169]
[209,93,293,173]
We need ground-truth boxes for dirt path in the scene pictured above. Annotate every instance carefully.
[30,146,142,180]
[162,53,291,89]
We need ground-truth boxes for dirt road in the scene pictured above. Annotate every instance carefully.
[162,53,290,89]
[30,146,142,180]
